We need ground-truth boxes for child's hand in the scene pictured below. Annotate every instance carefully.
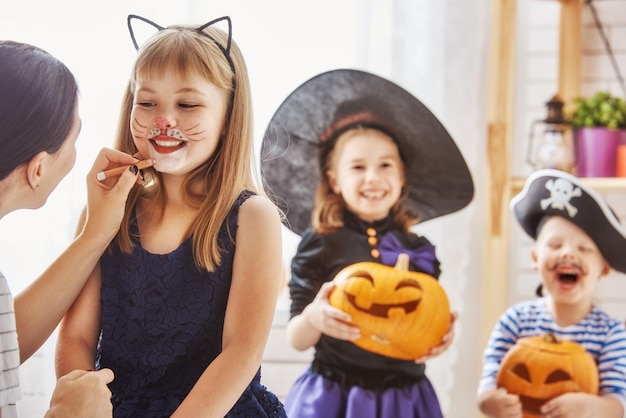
[304,282,361,341]
[540,392,601,418]
[413,311,458,363]
[479,387,523,418]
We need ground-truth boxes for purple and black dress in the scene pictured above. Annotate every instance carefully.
[96,190,286,418]
[285,210,444,418]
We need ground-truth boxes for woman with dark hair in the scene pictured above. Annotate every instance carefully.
[0,40,151,417]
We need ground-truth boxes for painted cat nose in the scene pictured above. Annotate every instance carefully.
[156,117,170,129]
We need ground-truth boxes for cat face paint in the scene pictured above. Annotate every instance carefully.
[130,68,227,176]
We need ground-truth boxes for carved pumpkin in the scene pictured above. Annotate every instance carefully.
[328,253,451,360]
[496,333,599,417]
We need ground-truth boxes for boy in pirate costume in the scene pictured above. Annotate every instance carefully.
[478,169,626,418]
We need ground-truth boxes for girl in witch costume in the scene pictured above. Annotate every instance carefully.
[478,169,626,418]
[261,69,474,418]
[55,15,286,418]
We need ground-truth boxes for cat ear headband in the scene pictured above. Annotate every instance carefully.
[127,14,236,117]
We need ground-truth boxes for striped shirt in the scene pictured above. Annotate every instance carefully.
[479,298,626,412]
[0,272,20,418]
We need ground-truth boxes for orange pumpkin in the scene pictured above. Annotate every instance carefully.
[496,333,599,417]
[328,253,451,360]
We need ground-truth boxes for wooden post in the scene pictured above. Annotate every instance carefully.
[559,0,584,112]
[479,2,518,414]
[480,2,583,416]
[482,0,516,353]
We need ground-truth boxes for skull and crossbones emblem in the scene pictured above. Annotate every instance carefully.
[540,178,582,217]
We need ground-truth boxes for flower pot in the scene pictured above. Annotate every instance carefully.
[574,127,620,177]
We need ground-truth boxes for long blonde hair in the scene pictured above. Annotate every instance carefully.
[113,21,263,271]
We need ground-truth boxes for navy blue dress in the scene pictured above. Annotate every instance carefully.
[97,190,286,418]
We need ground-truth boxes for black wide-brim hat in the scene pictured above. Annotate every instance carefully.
[511,168,626,273]
[260,69,474,235]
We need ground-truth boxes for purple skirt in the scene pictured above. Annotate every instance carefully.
[284,368,443,418]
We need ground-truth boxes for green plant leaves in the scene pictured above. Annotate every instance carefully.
[571,92,626,130]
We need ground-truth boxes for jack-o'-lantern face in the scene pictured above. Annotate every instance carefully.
[496,333,599,417]
[328,253,450,360]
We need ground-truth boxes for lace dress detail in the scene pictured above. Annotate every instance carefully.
[97,190,286,417]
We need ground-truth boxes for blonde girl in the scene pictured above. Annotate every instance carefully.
[56,15,286,418]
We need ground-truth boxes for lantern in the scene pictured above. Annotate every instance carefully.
[496,333,599,417]
[328,253,451,360]
[527,95,575,173]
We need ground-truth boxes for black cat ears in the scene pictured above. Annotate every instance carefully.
[126,14,235,74]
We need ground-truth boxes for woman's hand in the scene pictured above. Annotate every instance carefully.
[45,369,114,418]
[81,148,153,241]
[304,282,361,341]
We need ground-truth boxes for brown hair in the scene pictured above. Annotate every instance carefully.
[311,126,419,234]
[0,41,78,180]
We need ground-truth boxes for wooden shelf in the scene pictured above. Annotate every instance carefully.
[512,176,626,194]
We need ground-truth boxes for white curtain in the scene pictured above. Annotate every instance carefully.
[384,1,489,415]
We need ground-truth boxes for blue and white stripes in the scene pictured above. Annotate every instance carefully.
[479,298,626,407]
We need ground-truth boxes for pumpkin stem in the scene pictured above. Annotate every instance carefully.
[395,253,410,271]
[543,332,560,344]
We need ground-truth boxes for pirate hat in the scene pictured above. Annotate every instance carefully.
[511,168,626,273]
[260,68,474,235]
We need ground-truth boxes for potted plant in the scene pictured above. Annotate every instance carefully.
[570,91,626,178]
